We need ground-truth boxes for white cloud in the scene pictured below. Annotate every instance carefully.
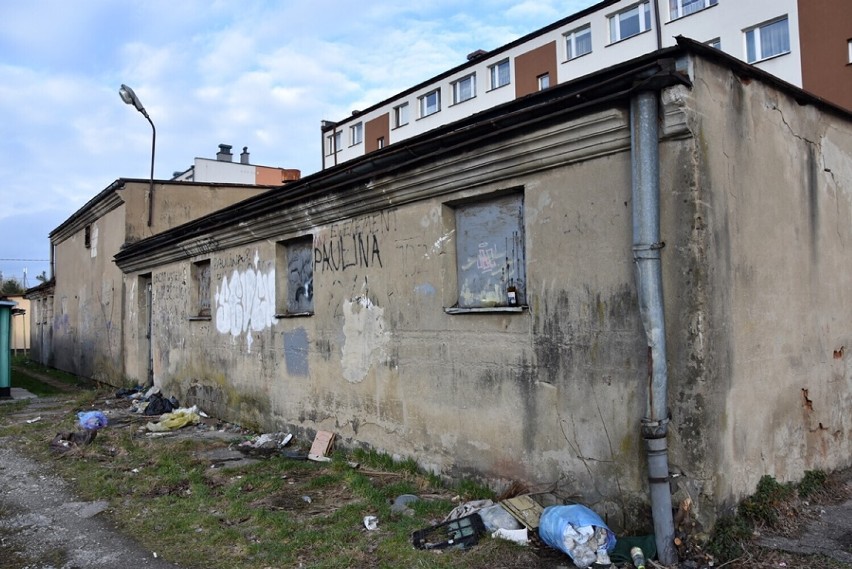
[0,0,599,281]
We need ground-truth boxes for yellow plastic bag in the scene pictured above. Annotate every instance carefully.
[146,407,200,432]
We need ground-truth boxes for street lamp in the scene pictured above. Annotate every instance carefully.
[119,84,156,227]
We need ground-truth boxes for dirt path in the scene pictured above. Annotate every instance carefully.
[0,439,183,568]
[12,365,79,393]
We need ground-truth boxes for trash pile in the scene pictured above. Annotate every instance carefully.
[407,491,655,568]
[40,387,656,567]
[50,410,109,453]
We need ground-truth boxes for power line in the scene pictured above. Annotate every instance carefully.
[0,258,50,262]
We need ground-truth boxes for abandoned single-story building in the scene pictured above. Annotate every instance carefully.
[104,38,851,545]
[26,178,279,380]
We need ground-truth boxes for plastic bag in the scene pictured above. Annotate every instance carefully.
[538,505,616,568]
[145,407,200,432]
[77,411,108,431]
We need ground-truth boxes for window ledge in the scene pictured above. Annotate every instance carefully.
[449,96,476,107]
[444,305,527,315]
[748,50,791,65]
[605,28,651,48]
[486,83,510,93]
[563,51,592,64]
[275,312,314,319]
[188,316,211,321]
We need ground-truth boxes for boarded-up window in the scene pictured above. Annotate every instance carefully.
[192,260,211,317]
[276,237,314,315]
[455,193,526,308]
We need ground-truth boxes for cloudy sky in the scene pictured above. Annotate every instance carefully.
[0,0,598,287]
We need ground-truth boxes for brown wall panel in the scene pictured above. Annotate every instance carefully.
[798,0,852,110]
[514,41,558,99]
[365,113,390,153]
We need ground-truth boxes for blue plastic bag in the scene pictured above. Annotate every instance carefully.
[538,505,616,568]
[77,411,108,431]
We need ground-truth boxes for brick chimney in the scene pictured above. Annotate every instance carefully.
[240,146,250,164]
[216,144,233,162]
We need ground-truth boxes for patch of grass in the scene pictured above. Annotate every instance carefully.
[707,513,752,560]
[9,368,65,396]
[798,470,828,499]
[11,354,90,388]
[738,475,795,527]
[13,410,517,569]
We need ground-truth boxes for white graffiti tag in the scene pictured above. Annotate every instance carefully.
[215,258,275,351]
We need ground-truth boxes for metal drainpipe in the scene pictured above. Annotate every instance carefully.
[630,90,677,565]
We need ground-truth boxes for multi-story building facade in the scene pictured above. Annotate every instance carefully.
[321,0,851,169]
[172,144,301,185]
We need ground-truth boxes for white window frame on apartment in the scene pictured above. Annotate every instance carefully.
[744,16,791,63]
[418,88,441,118]
[451,73,476,104]
[848,39,852,64]
[608,1,652,44]
[393,102,409,128]
[537,73,550,91]
[349,122,363,146]
[668,0,716,21]
[489,58,510,90]
[564,24,592,60]
[326,131,341,156]
[707,37,721,50]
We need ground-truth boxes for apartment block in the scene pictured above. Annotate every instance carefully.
[321,0,851,169]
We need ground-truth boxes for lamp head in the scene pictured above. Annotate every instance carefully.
[119,84,148,117]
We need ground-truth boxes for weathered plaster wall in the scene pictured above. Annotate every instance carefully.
[665,57,852,508]
[52,206,126,381]
[131,106,681,530]
[120,181,269,244]
[120,53,852,527]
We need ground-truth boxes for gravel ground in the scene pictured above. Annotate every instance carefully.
[0,441,182,569]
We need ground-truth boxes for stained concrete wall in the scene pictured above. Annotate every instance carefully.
[668,56,852,507]
[120,52,852,526]
[52,204,126,380]
[49,181,272,383]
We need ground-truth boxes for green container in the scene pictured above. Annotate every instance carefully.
[0,299,16,399]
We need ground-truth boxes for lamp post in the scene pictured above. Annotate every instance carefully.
[119,84,156,227]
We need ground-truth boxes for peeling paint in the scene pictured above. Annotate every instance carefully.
[214,254,275,351]
[341,295,388,383]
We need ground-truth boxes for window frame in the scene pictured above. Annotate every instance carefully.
[190,259,212,320]
[418,88,441,118]
[275,236,314,317]
[349,122,363,146]
[744,16,791,63]
[326,131,342,156]
[446,191,527,313]
[84,225,91,249]
[451,73,476,105]
[668,0,716,21]
[608,1,652,44]
[706,37,721,50]
[488,58,511,90]
[564,24,592,61]
[537,73,551,91]
[393,102,409,128]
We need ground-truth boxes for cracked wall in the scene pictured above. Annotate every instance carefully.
[677,57,852,511]
[122,53,852,529]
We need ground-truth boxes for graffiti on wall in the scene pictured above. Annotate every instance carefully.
[286,239,314,313]
[214,250,275,351]
[314,209,398,274]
